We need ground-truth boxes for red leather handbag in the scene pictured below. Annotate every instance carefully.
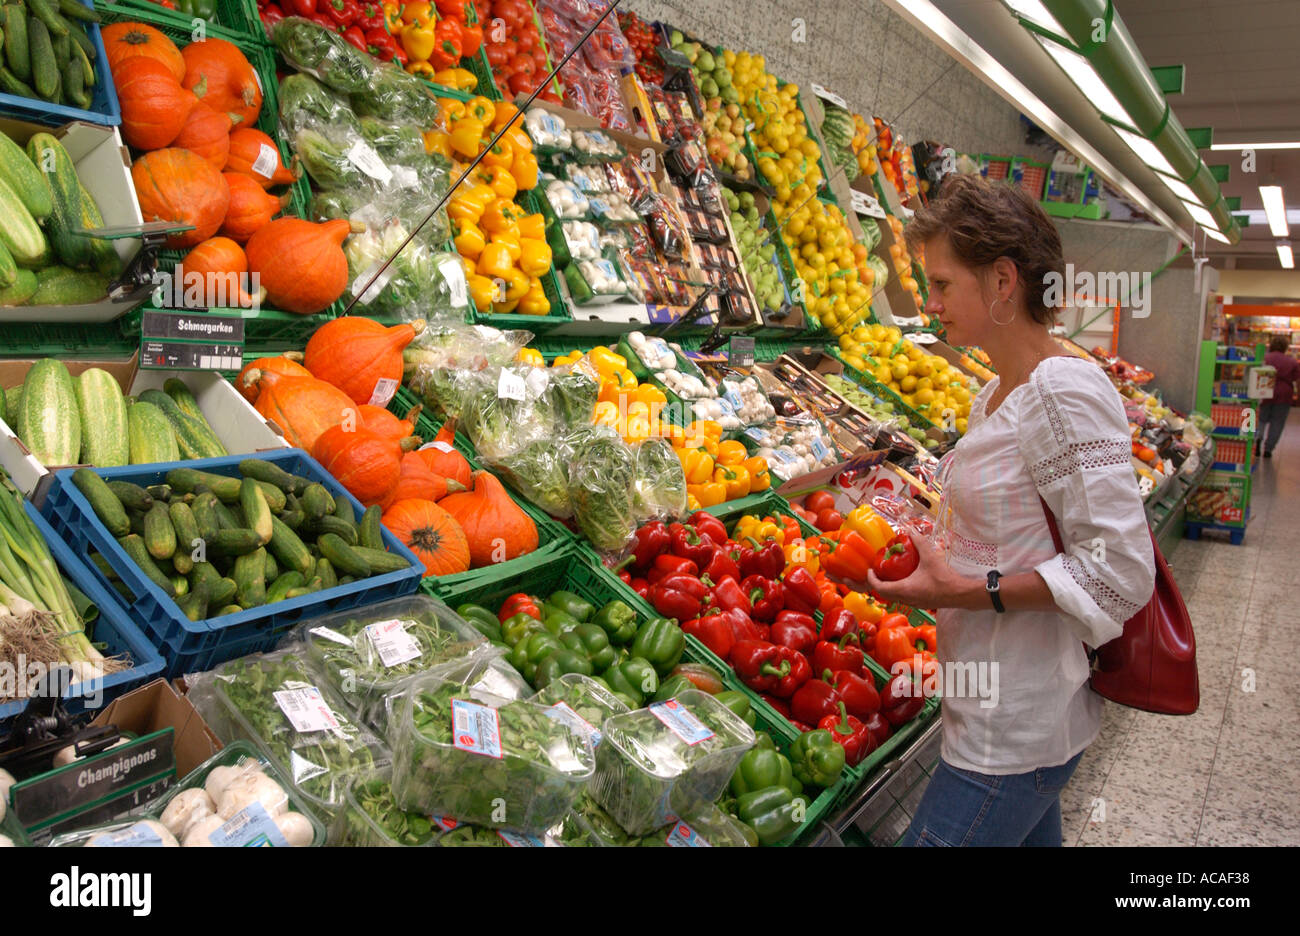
[1040,499,1199,715]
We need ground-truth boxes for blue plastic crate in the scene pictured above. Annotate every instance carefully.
[0,0,121,128]
[1,504,164,730]
[39,450,424,678]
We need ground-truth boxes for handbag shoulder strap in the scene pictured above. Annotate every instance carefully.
[1039,496,1065,553]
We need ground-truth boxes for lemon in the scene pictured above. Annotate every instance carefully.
[838,333,856,351]
[956,418,968,434]
[890,361,909,381]
[953,387,971,405]
[934,371,951,389]
[916,377,933,392]
[852,326,872,342]
[915,360,934,378]
[844,354,867,371]
[885,326,902,343]
[915,388,936,406]
[870,324,887,342]
[900,375,918,393]
[906,345,923,362]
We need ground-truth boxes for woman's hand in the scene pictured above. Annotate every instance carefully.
[828,530,978,609]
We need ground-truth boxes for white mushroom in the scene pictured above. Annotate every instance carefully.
[273,812,315,847]
[182,814,226,848]
[217,772,288,820]
[160,788,216,839]
[204,764,251,805]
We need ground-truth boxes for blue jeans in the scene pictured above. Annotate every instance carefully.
[899,751,1084,846]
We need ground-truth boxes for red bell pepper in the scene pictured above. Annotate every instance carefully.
[862,711,892,747]
[690,511,727,545]
[669,523,716,567]
[259,3,287,30]
[818,607,857,642]
[770,610,817,656]
[683,608,735,662]
[812,633,864,675]
[790,670,842,725]
[430,18,464,69]
[820,529,876,582]
[365,29,395,61]
[819,702,875,767]
[771,646,812,698]
[630,577,649,599]
[914,622,937,654]
[498,593,541,622]
[356,1,385,30]
[739,537,785,579]
[647,576,706,622]
[761,693,791,719]
[324,0,358,28]
[732,640,792,694]
[741,575,783,623]
[309,10,336,30]
[880,674,925,726]
[830,669,880,720]
[720,607,766,644]
[287,0,316,17]
[871,617,937,675]
[874,535,920,580]
[632,520,670,572]
[782,566,822,616]
[711,576,752,616]
[434,0,467,18]
[617,568,632,585]
[647,553,697,584]
[460,22,483,57]
[702,545,741,585]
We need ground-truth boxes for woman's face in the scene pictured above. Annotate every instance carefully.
[921,235,992,348]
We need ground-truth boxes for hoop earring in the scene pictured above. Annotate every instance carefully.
[989,298,1016,326]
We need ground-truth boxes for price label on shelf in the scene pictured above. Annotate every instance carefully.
[908,331,939,344]
[810,83,848,110]
[727,335,755,367]
[850,189,887,219]
[139,311,245,372]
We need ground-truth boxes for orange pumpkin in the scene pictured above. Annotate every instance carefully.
[437,471,538,568]
[303,317,426,405]
[173,103,236,170]
[102,21,185,82]
[244,218,354,315]
[131,148,230,249]
[114,57,196,150]
[381,499,470,578]
[381,452,465,509]
[179,236,264,307]
[220,171,288,243]
[411,418,472,490]
[249,368,358,451]
[312,424,420,506]
[181,38,262,126]
[359,403,423,444]
[236,352,309,403]
[225,128,299,188]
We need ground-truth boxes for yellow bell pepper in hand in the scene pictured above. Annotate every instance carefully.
[716,440,748,466]
[453,220,485,260]
[518,238,552,277]
[518,278,551,316]
[713,465,751,501]
[476,242,514,280]
[689,481,727,508]
[679,448,715,485]
[744,456,771,492]
[845,505,894,553]
[450,117,486,159]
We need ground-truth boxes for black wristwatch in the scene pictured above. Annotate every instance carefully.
[986,570,1005,613]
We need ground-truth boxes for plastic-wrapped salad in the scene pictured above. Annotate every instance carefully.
[529,673,630,750]
[334,771,438,847]
[561,794,754,847]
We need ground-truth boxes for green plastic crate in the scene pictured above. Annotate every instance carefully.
[109,0,263,42]
[828,348,940,432]
[0,321,137,359]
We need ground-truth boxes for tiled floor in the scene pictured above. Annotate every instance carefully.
[1061,409,1300,846]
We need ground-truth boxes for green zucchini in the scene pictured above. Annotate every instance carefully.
[117,534,177,598]
[3,6,30,84]
[18,359,80,465]
[142,501,176,561]
[71,467,128,536]
[0,127,50,221]
[233,547,267,608]
[166,468,241,502]
[317,533,370,578]
[75,368,129,467]
[350,546,410,574]
[106,480,153,513]
[0,268,38,305]
[126,400,179,465]
[268,515,314,576]
[358,505,384,550]
[238,458,308,495]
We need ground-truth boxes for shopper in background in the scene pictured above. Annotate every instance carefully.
[830,175,1155,846]
[1257,336,1298,458]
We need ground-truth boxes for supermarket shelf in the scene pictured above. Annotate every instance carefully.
[1211,429,1255,439]
[1211,395,1253,403]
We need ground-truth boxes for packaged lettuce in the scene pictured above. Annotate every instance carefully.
[529,673,630,749]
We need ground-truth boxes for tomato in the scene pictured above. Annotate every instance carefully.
[531,45,548,70]
[816,509,843,532]
[507,70,536,95]
[500,37,518,59]
[515,29,536,52]
[804,491,837,514]
[539,88,563,103]
[493,0,527,28]
[485,42,511,69]
[509,52,536,77]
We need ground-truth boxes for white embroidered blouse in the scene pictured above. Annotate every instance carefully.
[933,354,1155,774]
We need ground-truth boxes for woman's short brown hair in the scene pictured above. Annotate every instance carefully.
[904,173,1065,324]
[1269,336,1289,353]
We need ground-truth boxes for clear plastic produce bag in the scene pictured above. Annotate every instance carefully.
[632,437,689,522]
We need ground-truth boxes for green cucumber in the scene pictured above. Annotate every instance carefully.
[0,64,37,98]
[76,178,117,275]
[233,547,267,608]
[126,400,179,465]
[209,528,263,557]
[350,546,410,574]
[253,480,286,512]
[240,478,272,545]
[3,6,30,84]
[284,587,315,599]
[278,503,305,530]
[61,56,86,107]
[210,578,238,608]
[27,132,92,270]
[0,128,50,221]
[0,241,13,289]
[268,515,313,576]
[262,550,279,582]
[169,502,200,574]
[0,268,38,305]
[18,359,80,465]
[177,581,210,622]
[309,514,357,545]
[237,458,308,495]
[117,534,177,598]
[317,533,370,578]
[166,468,241,503]
[71,467,127,536]
[27,0,69,37]
[65,20,93,59]
[0,172,45,267]
[137,389,227,461]
[331,494,355,523]
[162,378,204,423]
[26,15,57,100]
[190,492,220,540]
[75,368,129,467]
[265,571,304,604]
[52,32,69,71]
[142,501,176,561]
[106,480,152,513]
[300,482,333,519]
[314,557,337,590]
[57,0,100,23]
[212,499,243,531]
[170,575,188,597]
[358,505,384,550]
[214,605,244,617]
[27,265,107,304]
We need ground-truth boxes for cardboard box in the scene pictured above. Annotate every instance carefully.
[90,679,223,780]
[0,353,290,502]
[0,118,147,324]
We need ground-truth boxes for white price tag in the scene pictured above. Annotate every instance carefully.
[497,370,527,401]
[352,260,394,304]
[251,143,279,180]
[440,255,469,308]
[365,619,423,668]
[368,378,400,407]
[208,802,289,848]
[420,440,455,453]
[273,684,341,734]
[309,626,354,647]
[850,189,886,219]
[908,332,938,344]
[810,82,848,110]
[346,139,393,185]
[474,324,501,341]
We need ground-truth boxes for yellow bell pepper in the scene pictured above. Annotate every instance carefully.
[490,231,521,263]
[626,401,650,422]
[518,238,552,277]
[439,98,467,123]
[492,101,519,131]
[843,591,884,625]
[593,401,620,429]
[736,515,783,545]
[516,348,544,367]
[476,165,518,201]
[624,416,651,442]
[483,138,514,169]
[401,1,433,23]
[713,465,751,501]
[422,129,450,157]
[612,367,637,390]
[744,456,771,492]
[493,298,520,313]
[406,60,437,79]
[688,419,724,441]
[466,96,496,125]
[661,422,686,448]
[503,267,530,302]
[845,505,894,553]
[479,198,522,234]
[448,193,485,225]
[587,346,628,378]
[553,351,582,367]
[783,539,820,575]
[467,183,498,208]
[518,278,551,316]
[452,220,485,260]
[450,117,486,159]
[716,440,748,466]
[597,379,623,406]
[516,212,545,241]
[679,448,714,485]
[477,242,514,279]
[686,493,702,512]
[632,384,667,407]
[505,126,532,155]
[434,68,477,91]
[510,148,539,190]
[466,274,496,313]
[689,481,727,508]
[461,256,478,279]
[383,2,403,31]
[400,21,437,63]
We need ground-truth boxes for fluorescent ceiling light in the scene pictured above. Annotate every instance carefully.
[1203,228,1231,244]
[1236,208,1300,226]
[1161,174,1200,205]
[1033,35,1135,127]
[1111,124,1180,177]
[1004,0,1069,37]
[1260,185,1289,236]
[1279,243,1295,269]
[1209,141,1300,151]
[1181,200,1221,231]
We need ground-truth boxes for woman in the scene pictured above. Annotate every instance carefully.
[842,175,1155,846]
[1257,335,1298,458]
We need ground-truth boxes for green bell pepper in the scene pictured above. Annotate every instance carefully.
[603,656,659,706]
[562,623,616,673]
[591,676,638,711]
[502,612,546,647]
[789,729,846,789]
[510,631,563,684]
[591,599,638,645]
[736,786,811,846]
[173,0,218,20]
[652,673,696,703]
[714,690,756,727]
[543,609,583,637]
[545,590,595,622]
[729,744,800,798]
[630,617,685,676]
[456,603,502,642]
[533,648,593,689]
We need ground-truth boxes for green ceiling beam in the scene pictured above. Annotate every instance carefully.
[1185,127,1213,149]
[1150,65,1185,95]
